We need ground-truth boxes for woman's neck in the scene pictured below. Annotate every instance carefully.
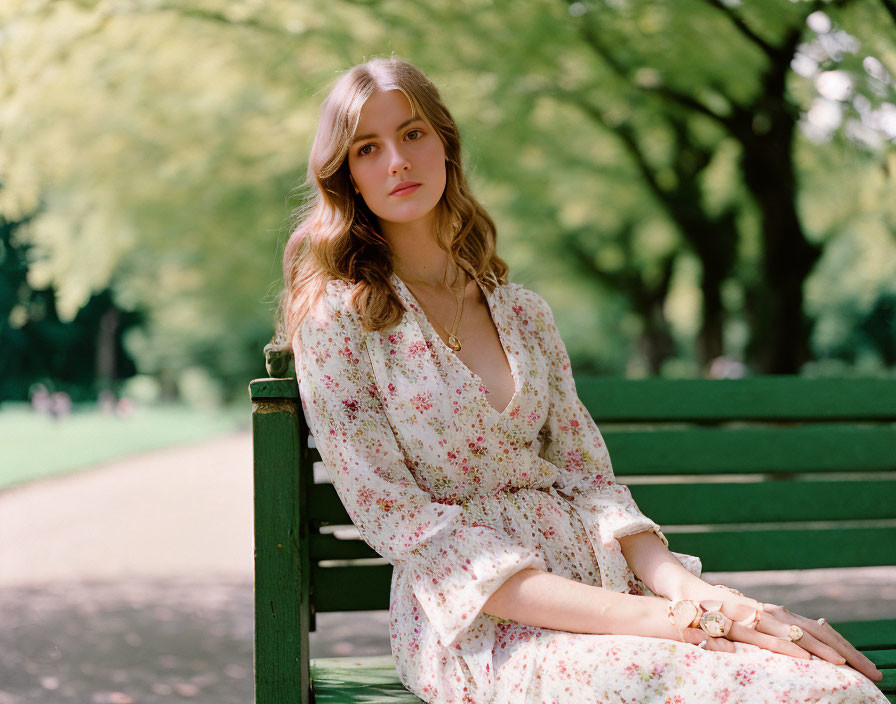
[385,219,457,287]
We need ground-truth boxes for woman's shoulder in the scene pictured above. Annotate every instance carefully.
[499,281,555,323]
[300,278,365,339]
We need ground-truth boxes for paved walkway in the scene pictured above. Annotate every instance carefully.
[1,430,893,703]
[0,431,391,704]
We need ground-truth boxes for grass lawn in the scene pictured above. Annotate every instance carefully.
[0,401,250,491]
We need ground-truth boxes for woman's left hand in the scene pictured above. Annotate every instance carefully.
[684,583,882,683]
[758,602,882,683]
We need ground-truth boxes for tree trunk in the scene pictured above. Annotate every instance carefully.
[710,18,823,373]
[698,266,725,369]
[96,306,119,392]
[736,84,821,373]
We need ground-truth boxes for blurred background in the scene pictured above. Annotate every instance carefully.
[1,1,894,702]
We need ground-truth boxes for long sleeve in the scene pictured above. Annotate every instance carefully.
[293,280,545,648]
[527,289,702,593]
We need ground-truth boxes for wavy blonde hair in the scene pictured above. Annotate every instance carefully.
[275,55,509,350]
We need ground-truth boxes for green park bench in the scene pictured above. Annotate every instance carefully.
[249,346,896,704]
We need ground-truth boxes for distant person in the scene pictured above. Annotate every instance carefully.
[48,391,71,420]
[116,397,135,418]
[30,384,51,415]
[99,389,118,414]
[277,56,884,703]
[708,355,747,379]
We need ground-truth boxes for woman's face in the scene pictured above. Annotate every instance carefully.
[347,89,447,232]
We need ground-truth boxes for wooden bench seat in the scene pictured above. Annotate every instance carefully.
[249,374,896,703]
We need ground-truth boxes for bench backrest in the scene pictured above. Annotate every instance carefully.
[249,374,896,702]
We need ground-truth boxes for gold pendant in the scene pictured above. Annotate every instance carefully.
[448,334,462,351]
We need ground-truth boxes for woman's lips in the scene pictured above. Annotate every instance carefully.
[390,184,421,196]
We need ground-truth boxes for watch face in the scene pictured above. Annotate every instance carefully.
[671,601,699,629]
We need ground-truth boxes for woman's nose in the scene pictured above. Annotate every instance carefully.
[388,144,411,174]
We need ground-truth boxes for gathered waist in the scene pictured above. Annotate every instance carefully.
[431,485,554,506]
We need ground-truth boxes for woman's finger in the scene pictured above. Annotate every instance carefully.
[783,610,882,682]
[706,636,736,653]
[725,622,813,661]
[713,597,883,682]
[756,614,845,665]
[680,628,736,653]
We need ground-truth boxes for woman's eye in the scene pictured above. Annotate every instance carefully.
[406,129,422,141]
[358,143,375,156]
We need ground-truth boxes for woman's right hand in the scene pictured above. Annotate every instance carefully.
[664,593,883,682]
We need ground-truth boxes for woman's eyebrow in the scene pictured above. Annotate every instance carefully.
[351,117,424,145]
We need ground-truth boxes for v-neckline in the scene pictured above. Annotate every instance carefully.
[390,272,520,416]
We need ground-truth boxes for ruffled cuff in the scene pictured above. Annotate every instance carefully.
[409,522,547,649]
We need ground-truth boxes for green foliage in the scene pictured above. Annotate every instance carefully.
[1,0,893,393]
[0,214,144,401]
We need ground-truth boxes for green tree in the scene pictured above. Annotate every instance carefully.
[2,0,892,395]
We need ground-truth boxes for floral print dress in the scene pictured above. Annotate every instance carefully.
[293,274,885,704]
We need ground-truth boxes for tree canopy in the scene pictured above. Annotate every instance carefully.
[2,0,893,402]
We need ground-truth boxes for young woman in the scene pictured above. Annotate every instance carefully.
[277,56,885,704]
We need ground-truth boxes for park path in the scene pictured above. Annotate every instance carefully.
[0,430,389,704]
[0,429,893,704]
[0,430,254,585]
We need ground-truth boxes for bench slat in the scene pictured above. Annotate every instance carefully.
[669,527,896,571]
[879,669,896,693]
[313,564,392,612]
[605,426,896,475]
[310,655,424,703]
[311,533,378,560]
[630,480,896,523]
[308,480,896,526]
[578,377,896,422]
[309,528,896,612]
[253,377,896,421]
[309,527,896,577]
[309,484,350,525]
[307,425,896,476]
[868,650,896,668]
[833,620,896,649]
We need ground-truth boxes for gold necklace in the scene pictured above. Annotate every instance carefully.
[397,259,466,351]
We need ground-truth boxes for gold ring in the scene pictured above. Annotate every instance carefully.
[787,625,804,642]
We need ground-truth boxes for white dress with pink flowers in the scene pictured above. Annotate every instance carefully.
[293,274,885,704]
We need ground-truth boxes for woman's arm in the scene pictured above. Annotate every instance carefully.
[617,529,706,602]
[482,567,711,644]
[524,288,685,595]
